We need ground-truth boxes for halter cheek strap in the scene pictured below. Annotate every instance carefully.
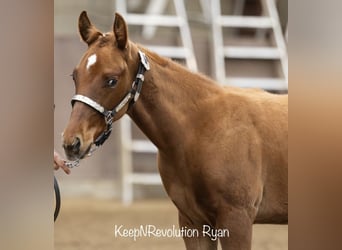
[71,50,150,149]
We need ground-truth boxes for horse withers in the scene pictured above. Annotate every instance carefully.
[62,11,288,250]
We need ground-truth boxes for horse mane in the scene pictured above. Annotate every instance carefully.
[136,44,222,89]
[137,45,170,67]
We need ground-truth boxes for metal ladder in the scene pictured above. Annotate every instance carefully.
[116,0,197,70]
[116,0,198,204]
[211,0,288,90]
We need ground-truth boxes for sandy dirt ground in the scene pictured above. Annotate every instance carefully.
[54,198,288,250]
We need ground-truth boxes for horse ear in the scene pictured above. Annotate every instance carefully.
[113,13,128,50]
[78,11,101,45]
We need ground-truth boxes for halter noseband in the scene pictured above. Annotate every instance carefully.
[67,50,149,167]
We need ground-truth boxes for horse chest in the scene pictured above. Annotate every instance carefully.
[158,156,217,224]
[167,180,214,225]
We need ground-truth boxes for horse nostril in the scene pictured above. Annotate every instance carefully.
[72,137,81,152]
[63,137,81,154]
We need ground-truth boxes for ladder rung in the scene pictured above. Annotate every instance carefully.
[217,16,273,29]
[127,173,162,185]
[223,77,287,90]
[125,14,184,27]
[146,46,191,59]
[131,140,158,153]
[223,46,281,59]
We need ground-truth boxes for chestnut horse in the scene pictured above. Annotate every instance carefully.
[62,11,288,250]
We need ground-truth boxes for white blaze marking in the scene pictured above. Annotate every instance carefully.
[86,54,97,70]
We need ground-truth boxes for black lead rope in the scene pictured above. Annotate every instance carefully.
[54,176,61,221]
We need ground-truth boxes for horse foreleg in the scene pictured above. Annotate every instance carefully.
[216,206,254,250]
[179,212,218,250]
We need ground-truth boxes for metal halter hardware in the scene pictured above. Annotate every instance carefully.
[65,50,150,168]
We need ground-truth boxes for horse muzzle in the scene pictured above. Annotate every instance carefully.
[63,136,90,161]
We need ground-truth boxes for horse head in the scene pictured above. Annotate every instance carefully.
[62,11,146,161]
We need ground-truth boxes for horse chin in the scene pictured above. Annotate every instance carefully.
[79,144,92,160]
[65,152,79,161]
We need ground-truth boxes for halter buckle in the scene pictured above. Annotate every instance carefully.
[138,50,150,71]
[105,111,113,125]
[136,73,144,81]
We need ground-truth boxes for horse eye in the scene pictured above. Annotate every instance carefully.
[107,79,117,88]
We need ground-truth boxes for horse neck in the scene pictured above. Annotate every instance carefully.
[127,47,221,152]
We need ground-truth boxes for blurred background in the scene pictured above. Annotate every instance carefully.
[54,0,288,249]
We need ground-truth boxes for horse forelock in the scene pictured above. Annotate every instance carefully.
[97,34,112,47]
